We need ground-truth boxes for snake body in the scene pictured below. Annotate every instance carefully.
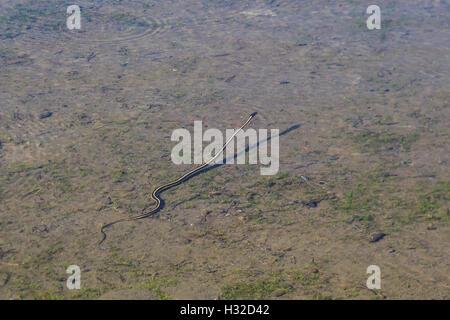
[99,112,257,246]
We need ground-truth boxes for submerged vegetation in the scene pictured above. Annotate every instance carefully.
[0,0,448,300]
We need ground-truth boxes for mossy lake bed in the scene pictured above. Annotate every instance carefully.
[0,0,448,299]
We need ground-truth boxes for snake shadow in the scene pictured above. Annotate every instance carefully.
[147,124,301,216]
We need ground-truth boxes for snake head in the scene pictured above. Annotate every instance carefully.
[250,112,258,118]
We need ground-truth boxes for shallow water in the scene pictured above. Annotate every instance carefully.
[0,0,449,299]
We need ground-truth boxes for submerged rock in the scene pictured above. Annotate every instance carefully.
[369,232,386,242]
[39,111,53,119]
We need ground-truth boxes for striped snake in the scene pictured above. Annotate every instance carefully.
[99,112,257,246]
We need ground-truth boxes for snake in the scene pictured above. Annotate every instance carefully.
[98,112,258,246]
